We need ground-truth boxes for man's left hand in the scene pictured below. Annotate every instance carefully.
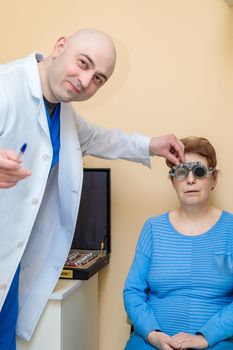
[149,134,184,165]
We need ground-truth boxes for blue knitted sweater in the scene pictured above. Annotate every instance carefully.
[124,211,233,347]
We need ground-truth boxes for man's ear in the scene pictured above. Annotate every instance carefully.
[52,37,67,58]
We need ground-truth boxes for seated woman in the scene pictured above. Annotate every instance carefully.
[123,136,233,350]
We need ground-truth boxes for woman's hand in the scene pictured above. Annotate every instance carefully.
[171,332,208,349]
[147,331,182,350]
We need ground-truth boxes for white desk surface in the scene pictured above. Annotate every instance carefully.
[49,279,82,300]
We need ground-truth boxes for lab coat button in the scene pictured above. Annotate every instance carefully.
[42,154,50,161]
[0,284,7,290]
[31,198,38,205]
[17,240,24,248]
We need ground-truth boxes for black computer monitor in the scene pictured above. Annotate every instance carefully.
[71,168,111,253]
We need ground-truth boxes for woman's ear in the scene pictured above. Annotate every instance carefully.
[211,171,218,190]
[171,177,176,189]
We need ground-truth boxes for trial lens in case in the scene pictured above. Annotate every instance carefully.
[60,168,111,280]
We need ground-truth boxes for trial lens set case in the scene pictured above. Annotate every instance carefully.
[60,168,111,280]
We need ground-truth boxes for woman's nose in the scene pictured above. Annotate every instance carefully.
[186,171,196,184]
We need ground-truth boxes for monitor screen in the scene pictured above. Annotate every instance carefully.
[71,168,111,252]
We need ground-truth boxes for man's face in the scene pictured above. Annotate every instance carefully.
[47,34,116,103]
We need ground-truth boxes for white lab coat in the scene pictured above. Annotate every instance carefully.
[0,53,151,340]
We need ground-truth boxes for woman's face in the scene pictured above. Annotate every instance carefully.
[171,152,217,208]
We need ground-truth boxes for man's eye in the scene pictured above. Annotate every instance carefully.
[79,60,88,69]
[94,75,104,86]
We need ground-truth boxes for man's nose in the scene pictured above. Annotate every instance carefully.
[79,71,93,88]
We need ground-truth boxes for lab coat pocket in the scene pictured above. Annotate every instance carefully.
[213,251,233,276]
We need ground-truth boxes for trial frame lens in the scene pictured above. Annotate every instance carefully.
[169,162,215,180]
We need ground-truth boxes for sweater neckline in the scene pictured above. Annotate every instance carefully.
[166,210,226,239]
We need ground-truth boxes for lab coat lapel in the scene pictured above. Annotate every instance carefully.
[25,53,51,142]
[58,103,83,229]
[36,99,51,140]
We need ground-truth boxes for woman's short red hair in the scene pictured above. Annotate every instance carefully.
[166,136,217,169]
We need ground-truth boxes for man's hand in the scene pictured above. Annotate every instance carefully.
[172,332,208,349]
[0,149,31,188]
[147,331,182,350]
[149,134,184,165]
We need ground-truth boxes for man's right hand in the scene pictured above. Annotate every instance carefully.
[147,331,182,350]
[0,149,32,188]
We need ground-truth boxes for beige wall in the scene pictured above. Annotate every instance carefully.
[2,0,233,349]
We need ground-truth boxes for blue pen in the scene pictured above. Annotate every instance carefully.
[17,143,27,160]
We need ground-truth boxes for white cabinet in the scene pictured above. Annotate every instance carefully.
[17,274,98,350]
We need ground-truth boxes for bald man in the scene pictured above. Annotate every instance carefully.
[0,28,184,349]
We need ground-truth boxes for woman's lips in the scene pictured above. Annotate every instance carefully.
[184,190,199,193]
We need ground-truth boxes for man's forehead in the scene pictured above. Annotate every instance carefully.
[67,30,116,77]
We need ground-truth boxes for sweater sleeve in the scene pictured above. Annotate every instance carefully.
[123,220,161,342]
[198,301,233,347]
